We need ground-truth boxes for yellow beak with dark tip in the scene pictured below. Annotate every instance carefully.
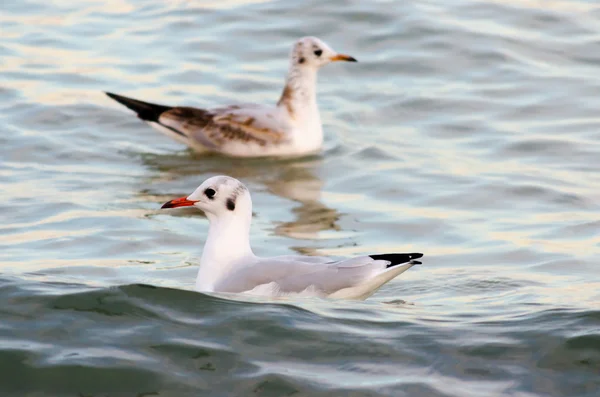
[330,54,358,62]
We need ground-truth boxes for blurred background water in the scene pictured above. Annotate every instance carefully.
[1,0,599,396]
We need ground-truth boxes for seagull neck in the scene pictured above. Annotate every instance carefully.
[278,65,319,120]
[196,213,254,291]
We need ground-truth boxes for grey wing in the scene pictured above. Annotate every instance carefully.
[158,105,291,149]
[212,256,332,293]
[214,256,392,295]
[273,256,389,294]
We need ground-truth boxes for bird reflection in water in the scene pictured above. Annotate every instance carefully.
[137,150,342,255]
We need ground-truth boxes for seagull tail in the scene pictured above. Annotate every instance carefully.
[105,92,194,146]
[328,253,424,300]
[105,92,172,122]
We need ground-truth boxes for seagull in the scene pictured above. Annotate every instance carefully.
[105,36,357,157]
[160,176,424,300]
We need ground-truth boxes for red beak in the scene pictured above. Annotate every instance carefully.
[161,196,197,209]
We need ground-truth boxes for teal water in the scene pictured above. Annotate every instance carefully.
[1,0,599,396]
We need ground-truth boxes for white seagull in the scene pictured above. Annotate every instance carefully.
[105,36,357,157]
[160,176,424,300]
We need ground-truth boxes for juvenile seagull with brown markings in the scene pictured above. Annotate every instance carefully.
[105,37,357,157]
[161,176,424,300]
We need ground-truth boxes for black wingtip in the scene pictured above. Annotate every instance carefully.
[369,253,424,268]
[104,92,172,122]
[105,91,128,103]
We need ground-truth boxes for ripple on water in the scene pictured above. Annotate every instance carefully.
[2,0,600,396]
[1,282,599,396]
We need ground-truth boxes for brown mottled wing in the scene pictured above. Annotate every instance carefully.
[158,106,289,149]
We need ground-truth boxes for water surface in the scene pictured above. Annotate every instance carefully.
[1,0,599,396]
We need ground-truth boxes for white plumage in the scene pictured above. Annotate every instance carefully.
[161,176,424,300]
[105,37,357,157]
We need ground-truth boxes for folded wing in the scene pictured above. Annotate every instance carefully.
[158,105,290,150]
[214,253,423,299]
[105,92,291,152]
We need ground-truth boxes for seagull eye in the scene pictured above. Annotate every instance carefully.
[314,49,322,57]
[204,188,216,199]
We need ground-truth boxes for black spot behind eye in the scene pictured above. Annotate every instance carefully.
[314,49,322,57]
[226,198,236,211]
[204,188,216,199]
[298,57,305,64]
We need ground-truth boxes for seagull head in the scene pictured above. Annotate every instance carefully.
[161,176,252,223]
[291,36,357,70]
